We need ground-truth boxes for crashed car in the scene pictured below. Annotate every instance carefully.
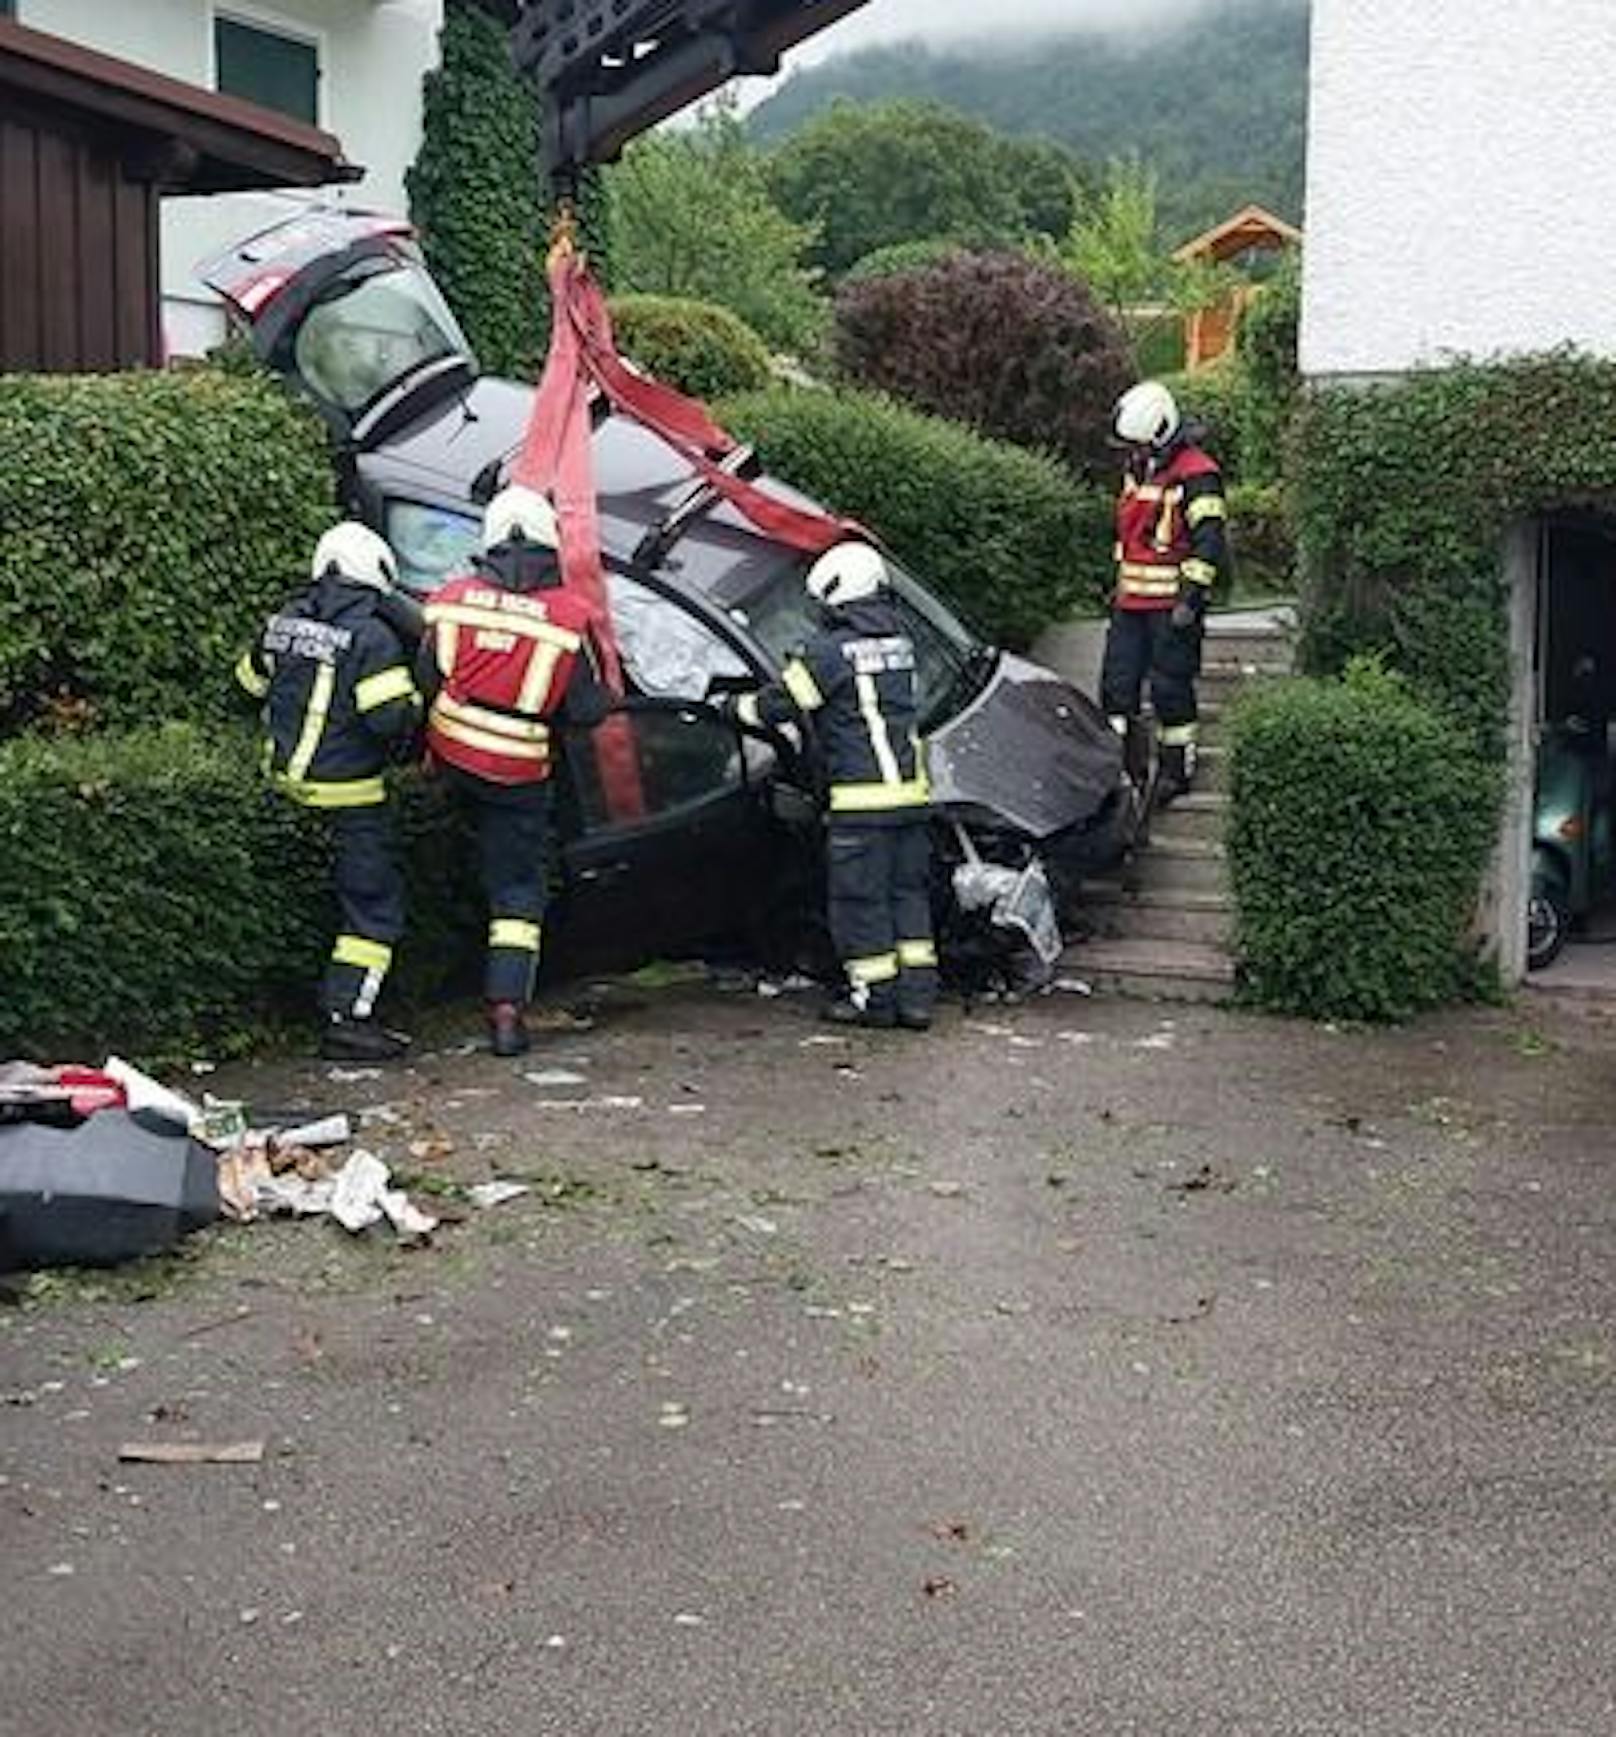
[201,210,1128,986]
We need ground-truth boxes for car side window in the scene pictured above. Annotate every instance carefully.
[561,707,745,834]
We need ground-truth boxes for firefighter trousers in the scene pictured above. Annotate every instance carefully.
[1100,606,1203,738]
[827,821,938,1017]
[449,769,553,1005]
[323,804,406,1020]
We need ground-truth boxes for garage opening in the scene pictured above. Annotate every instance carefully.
[1527,511,1616,988]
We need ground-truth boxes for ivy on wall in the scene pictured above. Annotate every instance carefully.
[406,0,609,380]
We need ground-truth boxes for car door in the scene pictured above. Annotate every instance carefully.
[544,696,789,979]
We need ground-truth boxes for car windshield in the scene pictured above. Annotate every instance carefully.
[295,263,468,414]
[385,500,748,699]
[730,555,989,730]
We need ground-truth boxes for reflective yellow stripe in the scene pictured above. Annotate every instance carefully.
[1160,723,1198,747]
[436,694,550,742]
[287,662,334,783]
[735,693,762,728]
[1128,483,1166,503]
[1181,559,1218,587]
[1186,494,1227,526]
[897,939,938,969]
[355,665,417,713]
[516,641,563,715]
[425,603,581,649]
[333,935,392,973]
[847,952,899,986]
[235,650,270,699]
[490,918,542,952]
[438,622,461,677]
[781,658,824,711]
[1156,487,1182,545]
[829,777,931,813]
[1119,562,1180,583]
[854,672,902,785]
[431,711,551,762]
[276,775,388,808]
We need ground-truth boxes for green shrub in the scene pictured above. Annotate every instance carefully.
[719,385,1112,647]
[1228,659,1499,1022]
[0,724,482,1058]
[1158,362,1250,483]
[609,294,773,401]
[0,371,333,737]
[832,249,1132,480]
[1227,482,1295,600]
[1233,252,1301,479]
[841,239,970,285]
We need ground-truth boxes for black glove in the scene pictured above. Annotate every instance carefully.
[1170,586,1207,633]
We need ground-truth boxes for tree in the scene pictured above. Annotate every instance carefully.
[606,99,824,355]
[832,249,1133,480]
[406,0,549,377]
[765,101,1081,280]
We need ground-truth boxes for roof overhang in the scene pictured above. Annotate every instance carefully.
[0,17,361,193]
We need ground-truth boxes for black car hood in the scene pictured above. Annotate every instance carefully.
[927,654,1123,839]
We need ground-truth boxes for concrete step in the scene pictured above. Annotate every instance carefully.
[1129,835,1228,895]
[1063,937,1235,1004]
[1194,744,1229,791]
[1151,790,1226,843]
[1203,622,1297,671]
[1082,883,1233,947]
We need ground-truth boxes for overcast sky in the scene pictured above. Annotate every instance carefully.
[786,0,1185,62]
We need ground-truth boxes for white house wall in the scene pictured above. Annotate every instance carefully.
[1302,0,1616,378]
[16,0,443,353]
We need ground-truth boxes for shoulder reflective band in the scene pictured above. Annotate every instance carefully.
[829,777,931,813]
[735,693,762,729]
[1186,494,1227,526]
[781,658,824,711]
[425,602,582,650]
[287,662,335,782]
[489,918,542,952]
[355,665,418,713]
[897,939,938,969]
[333,935,393,973]
[235,650,270,699]
[276,775,388,808]
[1181,558,1218,587]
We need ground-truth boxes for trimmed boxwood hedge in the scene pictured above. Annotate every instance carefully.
[609,294,773,402]
[1228,660,1499,1022]
[0,370,334,737]
[0,725,483,1058]
[718,384,1112,648]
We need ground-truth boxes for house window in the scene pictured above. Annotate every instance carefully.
[0,1,16,17]
[214,15,319,125]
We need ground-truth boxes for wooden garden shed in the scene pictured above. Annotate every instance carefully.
[0,16,356,375]
[1174,203,1303,372]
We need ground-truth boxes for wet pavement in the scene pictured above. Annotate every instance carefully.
[3,982,1615,1735]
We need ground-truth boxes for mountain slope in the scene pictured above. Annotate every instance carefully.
[751,0,1311,243]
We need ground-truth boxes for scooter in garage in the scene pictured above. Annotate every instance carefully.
[1527,715,1616,970]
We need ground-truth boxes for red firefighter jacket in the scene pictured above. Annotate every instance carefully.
[1113,442,1228,612]
[421,562,605,786]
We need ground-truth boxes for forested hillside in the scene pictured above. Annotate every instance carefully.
[750,0,1310,243]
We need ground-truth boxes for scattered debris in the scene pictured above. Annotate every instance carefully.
[467,1181,530,1211]
[326,1067,383,1084]
[524,1068,587,1089]
[928,1180,966,1199]
[1166,1163,1236,1197]
[117,1440,265,1465]
[1053,977,1093,996]
[922,1576,958,1599]
[1162,1296,1217,1325]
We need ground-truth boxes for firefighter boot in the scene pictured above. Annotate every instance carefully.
[320,1015,410,1064]
[1155,742,1195,809]
[487,1000,532,1058]
[1122,719,1151,794]
[820,987,898,1029]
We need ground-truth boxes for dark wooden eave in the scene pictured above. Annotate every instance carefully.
[0,17,361,192]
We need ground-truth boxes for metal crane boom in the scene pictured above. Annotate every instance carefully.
[509,1,872,188]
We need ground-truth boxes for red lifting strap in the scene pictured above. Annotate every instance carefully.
[512,246,858,822]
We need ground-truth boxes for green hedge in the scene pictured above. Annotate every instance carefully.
[1228,660,1499,1022]
[1227,482,1295,600]
[610,294,773,401]
[0,725,482,1058]
[840,240,969,285]
[0,371,333,736]
[1158,362,1251,483]
[719,385,1111,648]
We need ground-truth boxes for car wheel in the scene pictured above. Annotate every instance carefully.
[1527,884,1571,972]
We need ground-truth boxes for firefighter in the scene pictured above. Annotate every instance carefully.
[731,541,937,1030]
[418,484,609,1058]
[235,523,422,1062]
[1101,380,1230,807]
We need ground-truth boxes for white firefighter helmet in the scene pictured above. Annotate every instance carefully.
[310,522,397,593]
[1112,380,1182,450]
[482,484,560,554]
[805,541,887,609]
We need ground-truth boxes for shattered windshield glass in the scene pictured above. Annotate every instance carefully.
[295,264,468,413]
[730,556,988,730]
